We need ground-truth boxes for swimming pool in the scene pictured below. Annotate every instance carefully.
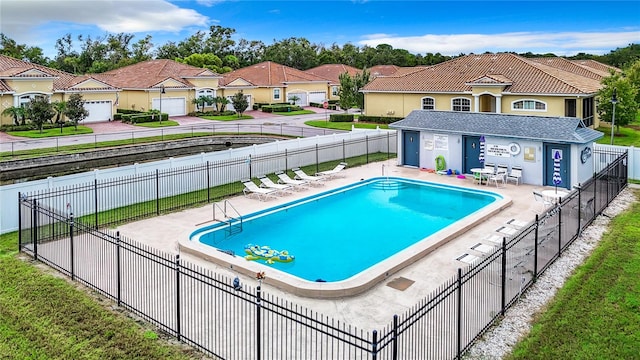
[187,177,507,296]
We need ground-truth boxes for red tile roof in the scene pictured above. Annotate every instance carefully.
[102,59,221,89]
[369,65,401,77]
[362,53,608,95]
[304,64,361,83]
[0,54,77,91]
[220,61,329,87]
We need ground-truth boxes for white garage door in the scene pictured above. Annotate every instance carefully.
[308,91,327,105]
[152,98,185,116]
[82,100,112,123]
[226,94,252,111]
[287,92,307,106]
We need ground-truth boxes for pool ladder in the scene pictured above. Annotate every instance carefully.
[213,200,243,237]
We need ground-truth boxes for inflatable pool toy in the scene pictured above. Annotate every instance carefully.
[435,155,446,172]
[244,244,295,264]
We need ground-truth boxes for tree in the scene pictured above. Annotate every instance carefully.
[230,91,248,117]
[596,72,639,135]
[337,72,355,111]
[52,101,67,124]
[2,106,25,126]
[192,96,206,112]
[288,95,301,105]
[24,97,55,133]
[624,59,640,105]
[215,96,230,112]
[64,93,89,130]
[353,68,371,111]
[263,37,319,70]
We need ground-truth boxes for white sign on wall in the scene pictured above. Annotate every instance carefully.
[434,134,448,151]
[486,144,511,158]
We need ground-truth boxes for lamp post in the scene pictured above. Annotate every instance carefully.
[159,85,165,123]
[610,88,617,145]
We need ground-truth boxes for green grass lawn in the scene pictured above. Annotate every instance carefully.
[0,232,202,359]
[134,120,179,127]
[596,112,640,147]
[7,125,93,138]
[200,114,253,121]
[305,120,390,130]
[507,189,640,359]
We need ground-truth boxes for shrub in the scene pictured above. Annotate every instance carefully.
[358,115,403,124]
[116,109,144,115]
[1,122,77,132]
[261,105,302,113]
[329,114,354,122]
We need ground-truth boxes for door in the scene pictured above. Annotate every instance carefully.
[463,135,481,173]
[308,91,326,105]
[544,143,570,189]
[402,131,420,167]
[226,94,252,111]
[152,98,185,116]
[82,100,112,123]
[287,92,307,106]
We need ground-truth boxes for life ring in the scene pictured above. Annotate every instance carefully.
[435,155,446,171]
[508,142,521,155]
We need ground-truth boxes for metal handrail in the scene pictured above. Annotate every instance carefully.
[213,200,242,234]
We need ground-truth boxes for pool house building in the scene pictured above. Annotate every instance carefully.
[389,110,604,189]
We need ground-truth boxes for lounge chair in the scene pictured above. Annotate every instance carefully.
[257,175,292,195]
[316,162,347,178]
[292,167,325,186]
[275,171,309,190]
[242,179,278,201]
[496,225,518,237]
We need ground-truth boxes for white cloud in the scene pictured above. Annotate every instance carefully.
[1,0,210,44]
[358,31,640,56]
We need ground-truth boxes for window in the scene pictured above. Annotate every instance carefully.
[565,99,576,117]
[19,93,47,107]
[582,97,594,127]
[512,99,546,111]
[452,98,471,112]
[331,86,339,96]
[196,89,216,106]
[273,88,281,100]
[421,97,435,110]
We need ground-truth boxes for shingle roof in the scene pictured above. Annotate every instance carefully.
[220,61,329,87]
[305,64,361,84]
[362,53,608,95]
[102,59,221,89]
[390,110,603,144]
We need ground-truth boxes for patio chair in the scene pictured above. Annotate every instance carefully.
[316,162,348,179]
[507,166,523,185]
[497,164,509,175]
[292,167,325,186]
[275,171,309,190]
[242,179,278,201]
[257,175,292,195]
[533,191,552,211]
[487,170,506,187]
[483,162,496,175]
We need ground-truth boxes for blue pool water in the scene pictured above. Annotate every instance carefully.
[191,177,500,282]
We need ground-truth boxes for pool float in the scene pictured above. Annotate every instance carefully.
[244,244,295,264]
[435,155,447,174]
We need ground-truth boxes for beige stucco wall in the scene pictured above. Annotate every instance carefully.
[189,78,220,89]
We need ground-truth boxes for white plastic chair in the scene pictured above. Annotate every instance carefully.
[507,166,523,185]
[533,191,552,211]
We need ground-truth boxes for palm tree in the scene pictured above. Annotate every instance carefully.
[2,106,25,126]
[52,101,67,124]
[215,96,230,113]
[288,95,300,105]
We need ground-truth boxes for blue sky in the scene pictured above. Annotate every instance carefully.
[2,0,639,59]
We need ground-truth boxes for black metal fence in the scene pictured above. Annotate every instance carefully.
[18,149,628,359]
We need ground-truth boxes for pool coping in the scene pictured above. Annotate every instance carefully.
[179,178,512,299]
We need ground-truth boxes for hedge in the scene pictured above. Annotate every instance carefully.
[1,122,76,132]
[309,102,339,110]
[261,104,302,113]
[329,114,354,122]
[120,112,167,123]
[358,115,403,124]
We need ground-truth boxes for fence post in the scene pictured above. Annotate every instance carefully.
[176,254,181,341]
[32,199,38,261]
[342,139,346,162]
[116,231,121,306]
[366,136,370,164]
[248,154,252,179]
[533,214,539,281]
[206,161,211,203]
[285,149,288,172]
[392,314,398,360]
[94,179,99,229]
[387,132,391,159]
[315,144,319,173]
[557,203,562,255]
[500,238,507,315]
[18,192,22,252]
[256,285,262,360]
[156,169,160,216]
[456,267,462,360]
[577,184,582,238]
[70,212,75,281]
[372,329,378,360]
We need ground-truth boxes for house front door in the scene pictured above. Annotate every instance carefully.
[403,131,420,167]
[463,135,481,173]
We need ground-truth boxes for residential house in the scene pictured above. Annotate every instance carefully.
[0,55,222,126]
[362,53,616,127]
[219,61,330,109]
[304,64,360,102]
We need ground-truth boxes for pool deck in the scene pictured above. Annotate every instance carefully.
[116,159,553,330]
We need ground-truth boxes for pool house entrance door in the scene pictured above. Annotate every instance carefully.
[544,143,570,189]
[462,135,482,174]
[402,131,420,167]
